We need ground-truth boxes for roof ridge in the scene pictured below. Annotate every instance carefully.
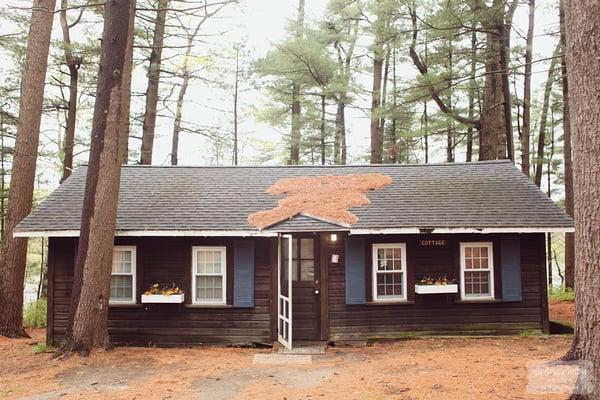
[104,160,513,169]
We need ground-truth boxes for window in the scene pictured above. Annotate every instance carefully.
[192,246,227,304]
[291,238,315,281]
[110,246,136,304]
[372,243,407,302]
[460,242,494,300]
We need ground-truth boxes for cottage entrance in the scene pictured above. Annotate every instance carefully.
[290,235,321,341]
[277,234,322,349]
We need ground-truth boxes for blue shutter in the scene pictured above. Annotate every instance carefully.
[234,240,254,308]
[501,235,522,302]
[345,237,366,305]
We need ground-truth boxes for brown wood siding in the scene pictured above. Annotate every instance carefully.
[49,237,273,346]
[327,233,547,341]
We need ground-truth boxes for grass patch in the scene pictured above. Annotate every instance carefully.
[23,298,47,328]
[33,343,54,354]
[548,286,575,302]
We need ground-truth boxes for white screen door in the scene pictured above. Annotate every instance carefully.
[277,234,293,349]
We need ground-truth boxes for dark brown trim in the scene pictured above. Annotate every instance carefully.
[184,239,192,305]
[539,234,550,333]
[319,233,329,341]
[366,301,416,306]
[46,237,56,346]
[226,242,234,305]
[406,238,416,302]
[269,237,278,341]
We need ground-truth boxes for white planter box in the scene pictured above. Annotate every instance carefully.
[141,293,185,304]
[415,284,458,294]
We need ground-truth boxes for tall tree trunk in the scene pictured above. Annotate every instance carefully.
[140,0,168,165]
[232,44,239,166]
[479,22,505,161]
[560,0,574,290]
[320,94,326,165]
[563,2,600,398]
[59,0,80,182]
[370,55,383,164]
[289,0,305,165]
[0,0,56,338]
[389,46,398,163]
[59,0,136,355]
[171,73,188,166]
[378,46,390,161]
[446,37,454,163]
[119,7,135,165]
[466,27,477,162]
[534,45,559,188]
[422,100,429,163]
[521,0,535,176]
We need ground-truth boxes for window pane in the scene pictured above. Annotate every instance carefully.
[110,275,132,301]
[464,271,490,296]
[300,238,314,259]
[292,261,298,281]
[196,275,223,301]
[300,259,314,281]
[480,256,489,269]
[376,272,403,298]
[481,247,488,257]
[292,239,298,259]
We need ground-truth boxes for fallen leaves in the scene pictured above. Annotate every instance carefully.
[248,173,392,229]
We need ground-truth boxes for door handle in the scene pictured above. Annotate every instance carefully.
[314,289,320,294]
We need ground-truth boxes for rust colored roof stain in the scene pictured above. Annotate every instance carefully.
[248,173,392,229]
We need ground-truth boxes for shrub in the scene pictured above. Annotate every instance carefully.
[23,298,47,328]
[548,286,575,302]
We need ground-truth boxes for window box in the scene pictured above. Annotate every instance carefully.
[141,293,185,304]
[414,284,458,294]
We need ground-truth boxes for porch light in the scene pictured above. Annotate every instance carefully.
[330,233,338,242]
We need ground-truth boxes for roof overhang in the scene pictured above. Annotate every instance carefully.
[14,226,574,238]
[13,230,279,238]
[348,226,575,235]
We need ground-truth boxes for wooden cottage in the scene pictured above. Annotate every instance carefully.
[15,161,574,348]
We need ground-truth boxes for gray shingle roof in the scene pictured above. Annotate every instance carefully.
[15,160,573,236]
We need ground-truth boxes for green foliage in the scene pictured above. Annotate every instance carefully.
[548,286,575,302]
[33,342,54,354]
[23,299,47,329]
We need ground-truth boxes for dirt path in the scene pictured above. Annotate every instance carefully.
[0,329,572,400]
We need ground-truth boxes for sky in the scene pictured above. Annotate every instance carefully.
[0,0,562,189]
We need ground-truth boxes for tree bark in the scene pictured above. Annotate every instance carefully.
[232,44,239,166]
[59,0,136,355]
[119,5,135,165]
[320,94,326,165]
[0,0,56,338]
[140,0,168,165]
[563,1,600,398]
[370,55,383,164]
[289,0,305,165]
[560,0,575,290]
[59,0,81,182]
[534,45,559,188]
[466,27,477,162]
[521,0,535,176]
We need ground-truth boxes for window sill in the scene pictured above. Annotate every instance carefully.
[185,304,233,309]
[366,300,415,306]
[454,299,501,304]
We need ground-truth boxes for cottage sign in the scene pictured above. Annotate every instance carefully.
[419,239,448,247]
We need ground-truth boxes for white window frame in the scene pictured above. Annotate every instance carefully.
[460,242,495,301]
[372,243,408,302]
[110,246,137,305]
[192,246,227,305]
